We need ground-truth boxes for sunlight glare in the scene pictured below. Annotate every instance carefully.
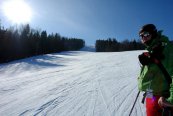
[2,0,32,24]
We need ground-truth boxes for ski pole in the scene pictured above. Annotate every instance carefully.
[129,91,140,116]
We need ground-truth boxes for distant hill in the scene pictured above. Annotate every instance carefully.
[80,46,95,52]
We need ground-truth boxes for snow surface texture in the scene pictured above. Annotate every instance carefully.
[0,50,146,116]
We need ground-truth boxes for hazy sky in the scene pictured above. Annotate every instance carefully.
[0,0,173,45]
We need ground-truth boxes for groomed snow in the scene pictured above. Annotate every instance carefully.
[0,51,145,116]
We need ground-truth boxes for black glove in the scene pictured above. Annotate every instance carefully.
[138,52,152,65]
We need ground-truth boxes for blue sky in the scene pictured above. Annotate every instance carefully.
[0,0,173,45]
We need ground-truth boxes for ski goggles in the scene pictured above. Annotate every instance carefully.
[139,32,150,38]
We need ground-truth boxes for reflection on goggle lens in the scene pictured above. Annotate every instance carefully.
[140,32,150,38]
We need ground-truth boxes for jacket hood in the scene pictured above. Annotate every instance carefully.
[145,30,169,52]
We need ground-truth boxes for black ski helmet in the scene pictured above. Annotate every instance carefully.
[139,24,157,38]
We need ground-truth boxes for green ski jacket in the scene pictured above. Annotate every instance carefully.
[138,31,173,104]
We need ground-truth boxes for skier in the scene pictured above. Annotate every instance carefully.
[138,24,173,116]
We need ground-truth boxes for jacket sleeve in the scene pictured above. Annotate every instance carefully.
[167,80,173,104]
[166,43,173,104]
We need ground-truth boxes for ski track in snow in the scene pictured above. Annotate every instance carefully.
[0,51,146,116]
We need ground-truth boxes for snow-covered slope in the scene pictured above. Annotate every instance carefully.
[0,51,145,116]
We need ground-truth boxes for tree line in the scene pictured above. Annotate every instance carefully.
[95,38,145,52]
[0,24,85,63]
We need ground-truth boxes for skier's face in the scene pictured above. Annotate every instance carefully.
[140,32,152,44]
